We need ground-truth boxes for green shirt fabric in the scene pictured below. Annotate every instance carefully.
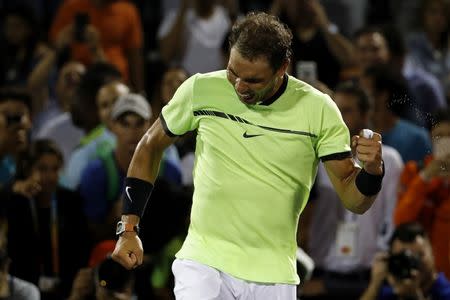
[161,70,350,284]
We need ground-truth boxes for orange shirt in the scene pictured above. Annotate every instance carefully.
[395,156,450,278]
[50,0,143,80]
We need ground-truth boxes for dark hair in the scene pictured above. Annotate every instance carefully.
[335,81,372,114]
[72,62,122,129]
[419,0,450,49]
[0,86,32,110]
[228,12,292,71]
[95,257,134,293]
[432,107,450,127]
[353,24,406,58]
[17,139,64,179]
[0,5,41,84]
[389,222,427,247]
[363,64,411,115]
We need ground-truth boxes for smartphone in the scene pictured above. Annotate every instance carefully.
[296,61,317,83]
[74,12,90,42]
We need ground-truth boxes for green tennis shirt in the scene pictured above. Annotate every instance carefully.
[161,70,351,284]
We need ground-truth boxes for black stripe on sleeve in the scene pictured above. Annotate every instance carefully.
[320,151,352,162]
[159,114,178,137]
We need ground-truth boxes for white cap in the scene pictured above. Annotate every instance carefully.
[111,93,152,120]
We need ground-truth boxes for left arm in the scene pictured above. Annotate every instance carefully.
[311,0,356,67]
[324,131,384,214]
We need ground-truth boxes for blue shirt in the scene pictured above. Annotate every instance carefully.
[60,127,115,190]
[79,149,182,222]
[0,156,15,187]
[382,119,432,163]
[378,273,450,299]
[79,153,125,222]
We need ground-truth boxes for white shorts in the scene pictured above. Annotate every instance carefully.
[172,258,297,300]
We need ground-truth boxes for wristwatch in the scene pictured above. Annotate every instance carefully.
[116,221,139,236]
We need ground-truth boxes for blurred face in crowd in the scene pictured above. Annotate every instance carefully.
[56,62,86,111]
[388,236,435,296]
[334,92,369,137]
[3,14,31,46]
[96,82,129,126]
[0,100,31,155]
[227,47,286,105]
[111,113,150,156]
[161,68,188,104]
[359,75,392,130]
[423,0,449,35]
[431,120,450,158]
[355,32,390,70]
[31,153,62,195]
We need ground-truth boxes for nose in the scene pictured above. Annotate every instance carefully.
[234,78,249,94]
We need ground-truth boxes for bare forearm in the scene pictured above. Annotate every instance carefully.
[338,169,377,214]
[128,134,164,184]
[27,49,57,92]
[159,8,188,62]
[360,280,382,300]
[322,30,356,67]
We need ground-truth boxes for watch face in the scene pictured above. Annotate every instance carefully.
[116,221,124,235]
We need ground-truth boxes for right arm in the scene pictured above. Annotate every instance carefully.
[158,0,189,63]
[112,118,176,269]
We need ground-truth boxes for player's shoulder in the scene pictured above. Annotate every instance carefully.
[286,75,333,105]
[188,70,229,88]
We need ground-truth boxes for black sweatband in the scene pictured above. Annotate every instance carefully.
[355,163,385,196]
[123,177,153,218]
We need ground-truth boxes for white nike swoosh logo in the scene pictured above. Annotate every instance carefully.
[125,186,132,203]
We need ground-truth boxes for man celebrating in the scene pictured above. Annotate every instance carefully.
[112,12,384,299]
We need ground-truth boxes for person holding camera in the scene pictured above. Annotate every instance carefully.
[394,108,450,278]
[360,222,450,300]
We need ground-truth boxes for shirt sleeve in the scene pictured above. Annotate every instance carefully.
[316,95,351,160]
[161,74,198,136]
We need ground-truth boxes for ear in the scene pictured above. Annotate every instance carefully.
[276,59,290,78]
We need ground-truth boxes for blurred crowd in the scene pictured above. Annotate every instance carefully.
[0,0,449,299]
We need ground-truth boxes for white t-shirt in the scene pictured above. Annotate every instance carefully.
[158,6,230,74]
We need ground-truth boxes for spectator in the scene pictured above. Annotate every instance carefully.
[35,61,86,164]
[49,0,144,92]
[79,93,152,242]
[0,139,90,299]
[270,0,356,88]
[300,82,403,300]
[158,0,231,74]
[96,81,129,128]
[60,62,122,190]
[394,108,450,278]
[0,5,47,88]
[354,25,446,128]
[361,64,432,162]
[0,88,31,188]
[406,0,450,98]
[360,222,450,300]
[68,256,134,300]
